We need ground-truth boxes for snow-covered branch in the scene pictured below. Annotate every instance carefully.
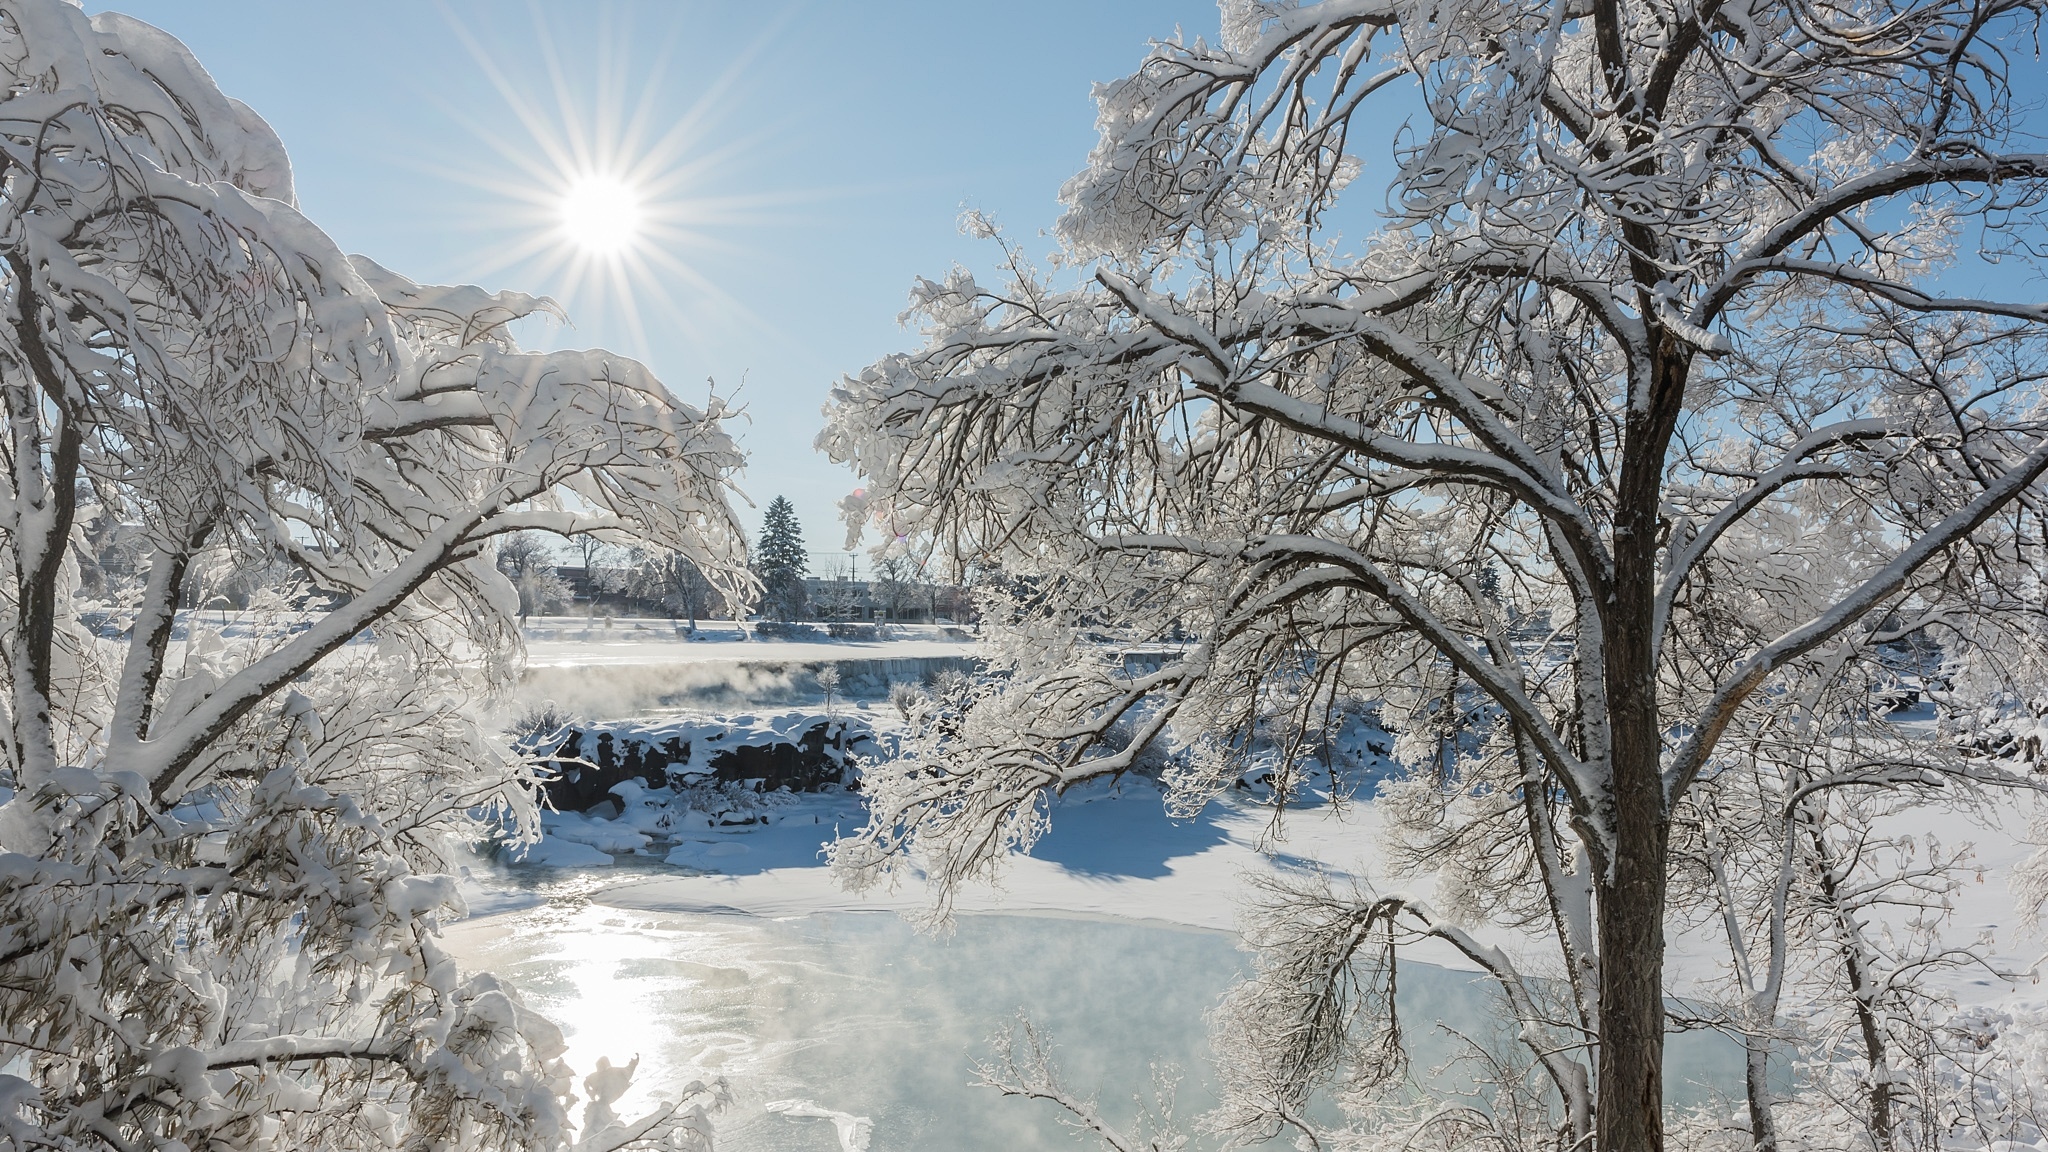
[1666,434,2048,799]
[827,1,2048,1147]
[0,5,751,1149]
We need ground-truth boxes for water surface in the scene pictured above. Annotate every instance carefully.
[453,891,1740,1150]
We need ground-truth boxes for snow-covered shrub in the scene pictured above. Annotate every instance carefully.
[666,779,797,826]
[605,776,795,835]
[889,679,922,723]
[513,701,585,754]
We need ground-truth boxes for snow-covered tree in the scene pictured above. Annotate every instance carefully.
[0,3,748,1148]
[631,548,720,629]
[1653,601,2048,1152]
[753,496,808,622]
[821,0,2048,1146]
[574,535,628,622]
[500,532,571,620]
[811,576,868,624]
[871,555,925,624]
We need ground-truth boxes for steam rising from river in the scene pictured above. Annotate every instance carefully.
[514,655,973,718]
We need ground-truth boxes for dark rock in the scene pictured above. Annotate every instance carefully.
[531,713,876,813]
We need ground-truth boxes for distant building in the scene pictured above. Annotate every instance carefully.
[805,549,972,624]
[805,573,878,621]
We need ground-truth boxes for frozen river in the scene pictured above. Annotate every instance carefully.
[462,643,1759,1149]
[449,869,1743,1151]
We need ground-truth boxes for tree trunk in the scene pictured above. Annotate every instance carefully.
[1596,765,1669,1152]
[1598,346,1685,1151]
[1594,664,1674,1152]
[1744,1035,1779,1152]
[4,295,83,791]
[1808,819,1895,1148]
[1597,636,1672,1152]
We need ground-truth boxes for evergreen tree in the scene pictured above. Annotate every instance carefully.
[753,496,809,621]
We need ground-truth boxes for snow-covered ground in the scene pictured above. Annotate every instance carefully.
[579,776,1361,929]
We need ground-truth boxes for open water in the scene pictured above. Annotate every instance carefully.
[450,886,1742,1151]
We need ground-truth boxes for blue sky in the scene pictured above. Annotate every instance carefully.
[90,3,2048,562]
[97,1,1222,557]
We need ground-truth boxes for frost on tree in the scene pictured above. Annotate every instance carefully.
[752,496,809,622]
[0,4,746,1150]
[823,0,2048,1148]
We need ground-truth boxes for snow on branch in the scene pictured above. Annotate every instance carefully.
[0,4,752,1149]
[828,0,2048,1146]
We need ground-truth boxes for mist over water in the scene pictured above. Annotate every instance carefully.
[453,899,1242,1150]
[450,881,1743,1151]
[516,653,975,717]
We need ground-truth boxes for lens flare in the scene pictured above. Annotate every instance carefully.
[435,6,789,359]
[560,175,642,255]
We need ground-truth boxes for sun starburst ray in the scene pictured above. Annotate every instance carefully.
[407,3,801,362]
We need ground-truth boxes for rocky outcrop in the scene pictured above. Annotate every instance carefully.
[532,711,876,812]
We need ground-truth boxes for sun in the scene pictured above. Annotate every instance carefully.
[433,6,785,359]
[559,174,642,255]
